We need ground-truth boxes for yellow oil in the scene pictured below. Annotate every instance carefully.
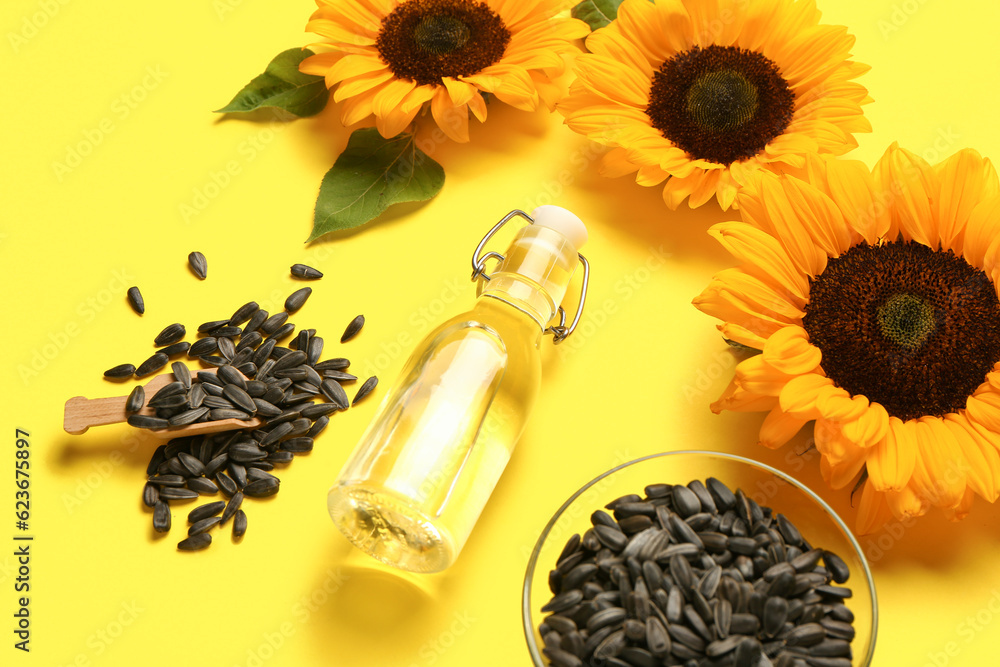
[328,300,541,572]
[328,224,579,573]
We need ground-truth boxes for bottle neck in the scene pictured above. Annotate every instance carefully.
[479,225,579,331]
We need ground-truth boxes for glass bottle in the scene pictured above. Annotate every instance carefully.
[328,206,589,573]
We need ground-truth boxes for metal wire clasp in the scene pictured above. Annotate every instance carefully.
[470,209,590,344]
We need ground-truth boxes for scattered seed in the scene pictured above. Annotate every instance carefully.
[232,509,248,538]
[143,483,159,508]
[153,501,171,532]
[215,472,238,496]
[284,287,311,313]
[135,352,169,377]
[154,323,186,347]
[125,386,145,414]
[244,477,279,497]
[159,341,191,357]
[189,516,223,536]
[340,314,364,342]
[230,301,259,326]
[127,286,145,315]
[189,501,226,523]
[127,414,169,429]
[158,487,199,500]
[188,252,208,279]
[352,376,378,406]
[291,264,323,280]
[221,492,243,523]
[104,363,136,378]
[319,379,349,409]
[178,533,212,550]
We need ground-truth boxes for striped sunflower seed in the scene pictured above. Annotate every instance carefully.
[299,403,339,419]
[188,516,222,536]
[217,364,247,389]
[168,407,210,427]
[228,463,248,487]
[135,352,169,377]
[209,408,252,421]
[190,337,219,358]
[158,487,199,500]
[341,314,364,342]
[128,414,169,429]
[267,451,294,464]
[215,472,238,496]
[233,509,248,538]
[221,491,243,523]
[127,286,145,315]
[229,442,267,462]
[259,312,288,335]
[244,308,269,335]
[352,376,378,406]
[159,341,191,357]
[319,379,349,409]
[213,325,242,338]
[171,361,192,389]
[153,501,171,532]
[321,370,357,382]
[307,416,329,438]
[154,323,186,347]
[198,319,229,334]
[177,533,211,550]
[143,483,159,508]
[284,287,312,313]
[314,358,350,372]
[188,251,208,279]
[125,385,145,414]
[148,474,186,487]
[291,263,323,280]
[189,501,226,523]
[104,363,136,378]
[244,477,279,497]
[222,384,256,414]
[307,336,323,365]
[230,301,259,326]
[281,437,313,453]
[236,331,262,352]
[187,477,219,495]
[217,336,236,361]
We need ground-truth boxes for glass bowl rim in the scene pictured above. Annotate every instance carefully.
[521,449,879,665]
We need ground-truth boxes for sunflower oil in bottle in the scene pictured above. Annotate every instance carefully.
[328,206,589,573]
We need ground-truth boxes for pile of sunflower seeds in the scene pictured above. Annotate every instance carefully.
[539,479,855,667]
[107,261,378,550]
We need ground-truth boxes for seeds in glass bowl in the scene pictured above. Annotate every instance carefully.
[538,478,855,667]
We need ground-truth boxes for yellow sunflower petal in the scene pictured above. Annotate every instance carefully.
[942,415,999,503]
[708,222,811,300]
[815,420,867,489]
[735,354,799,396]
[942,487,976,522]
[912,418,966,510]
[372,78,416,121]
[717,322,767,349]
[840,401,890,448]
[962,195,1000,270]
[885,484,929,522]
[866,418,916,492]
[936,148,996,253]
[966,392,1000,433]
[761,325,821,376]
[856,479,893,534]
[431,88,470,143]
[466,90,488,122]
[823,157,891,244]
[600,147,641,177]
[777,373,833,418]
[874,143,937,246]
[758,405,809,449]
[333,69,395,102]
[442,77,477,106]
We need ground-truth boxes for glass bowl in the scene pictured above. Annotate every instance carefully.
[522,451,878,666]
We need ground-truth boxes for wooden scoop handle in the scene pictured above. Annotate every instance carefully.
[63,395,131,435]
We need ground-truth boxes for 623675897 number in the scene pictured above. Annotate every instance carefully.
[15,429,29,531]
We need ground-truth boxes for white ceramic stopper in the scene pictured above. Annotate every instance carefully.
[531,205,588,251]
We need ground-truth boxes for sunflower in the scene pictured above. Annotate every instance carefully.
[694,145,1000,533]
[557,0,872,210]
[298,0,589,142]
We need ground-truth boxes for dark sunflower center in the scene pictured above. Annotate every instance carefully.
[414,15,470,54]
[877,293,936,350]
[802,240,1000,421]
[376,0,510,87]
[646,45,795,165]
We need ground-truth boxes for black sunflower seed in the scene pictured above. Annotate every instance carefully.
[153,501,171,532]
[244,308,269,335]
[228,463,248,487]
[215,472,238,496]
[299,403,339,419]
[188,516,222,536]
[142,482,159,508]
[188,251,207,280]
[158,487,199,500]
[217,336,235,361]
[198,319,229,334]
[154,323,186,347]
[259,312,288,336]
[232,509,248,538]
[319,379,349,409]
[230,301,259,326]
[307,416,329,438]
[284,287,312,313]
[352,376,378,405]
[267,323,295,341]
[314,358,351,372]
[222,385,256,413]
[187,477,219,495]
[291,263,323,280]
[281,437,313,453]
[217,364,247,389]
[135,352,169,377]
[159,341,191,357]
[243,477,280,497]
[127,414,169,429]
[125,385,145,414]
[321,370,357,382]
[177,533,211,550]
[104,363,136,378]
[189,337,219,357]
[188,501,226,523]
[221,491,243,523]
[341,315,364,342]
[168,407,209,427]
[307,336,324,365]
[127,286,145,315]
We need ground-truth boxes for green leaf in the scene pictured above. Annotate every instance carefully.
[308,129,445,241]
[215,48,329,117]
[571,0,624,30]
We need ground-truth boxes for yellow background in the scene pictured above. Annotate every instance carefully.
[3,0,1000,664]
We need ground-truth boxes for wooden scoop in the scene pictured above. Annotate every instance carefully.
[64,367,262,438]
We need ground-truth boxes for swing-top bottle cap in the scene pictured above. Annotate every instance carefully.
[531,205,588,251]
